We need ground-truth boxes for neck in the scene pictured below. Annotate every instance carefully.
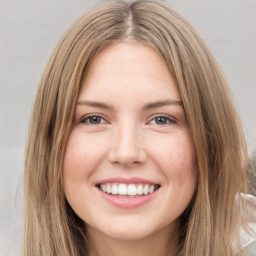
[87,222,179,256]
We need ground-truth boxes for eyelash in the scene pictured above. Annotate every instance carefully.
[80,115,107,125]
[80,114,176,126]
[148,115,176,125]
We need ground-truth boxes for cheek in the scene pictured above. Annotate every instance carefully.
[148,132,196,173]
[62,131,97,204]
[148,131,197,197]
[63,130,106,180]
[169,140,197,187]
[62,131,100,219]
[164,136,197,213]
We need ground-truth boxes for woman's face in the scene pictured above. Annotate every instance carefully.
[63,42,197,241]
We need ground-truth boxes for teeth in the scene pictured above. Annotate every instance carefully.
[112,184,118,195]
[143,184,149,195]
[127,184,136,195]
[137,184,144,195]
[107,183,111,194]
[100,184,107,193]
[119,184,127,195]
[149,185,154,193]
[99,183,159,196]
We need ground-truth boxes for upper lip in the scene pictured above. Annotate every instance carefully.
[96,176,160,185]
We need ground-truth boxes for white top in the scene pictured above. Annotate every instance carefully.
[241,194,256,255]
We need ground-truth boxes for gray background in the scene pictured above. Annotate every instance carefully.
[0,0,255,255]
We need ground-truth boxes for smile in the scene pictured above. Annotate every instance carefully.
[95,178,161,208]
[98,183,160,197]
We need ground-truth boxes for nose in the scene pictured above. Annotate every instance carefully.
[108,122,147,167]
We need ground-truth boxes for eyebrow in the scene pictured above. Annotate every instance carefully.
[77,100,113,110]
[76,99,183,110]
[142,99,183,110]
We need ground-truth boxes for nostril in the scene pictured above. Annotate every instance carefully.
[107,131,147,166]
[108,148,147,166]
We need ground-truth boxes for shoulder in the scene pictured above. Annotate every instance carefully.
[241,194,256,256]
[244,240,256,256]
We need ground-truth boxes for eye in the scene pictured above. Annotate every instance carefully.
[149,115,176,125]
[80,115,106,125]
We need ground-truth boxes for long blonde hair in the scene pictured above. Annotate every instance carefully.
[24,0,251,255]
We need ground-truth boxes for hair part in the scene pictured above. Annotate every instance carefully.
[24,1,251,255]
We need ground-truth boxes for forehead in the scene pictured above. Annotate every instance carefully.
[78,42,181,105]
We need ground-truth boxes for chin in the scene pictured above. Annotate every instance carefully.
[88,216,173,242]
[102,226,155,241]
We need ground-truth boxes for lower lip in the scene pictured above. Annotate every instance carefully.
[97,188,159,209]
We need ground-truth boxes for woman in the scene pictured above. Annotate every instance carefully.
[24,0,256,255]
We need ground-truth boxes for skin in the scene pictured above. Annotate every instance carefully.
[63,42,198,256]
